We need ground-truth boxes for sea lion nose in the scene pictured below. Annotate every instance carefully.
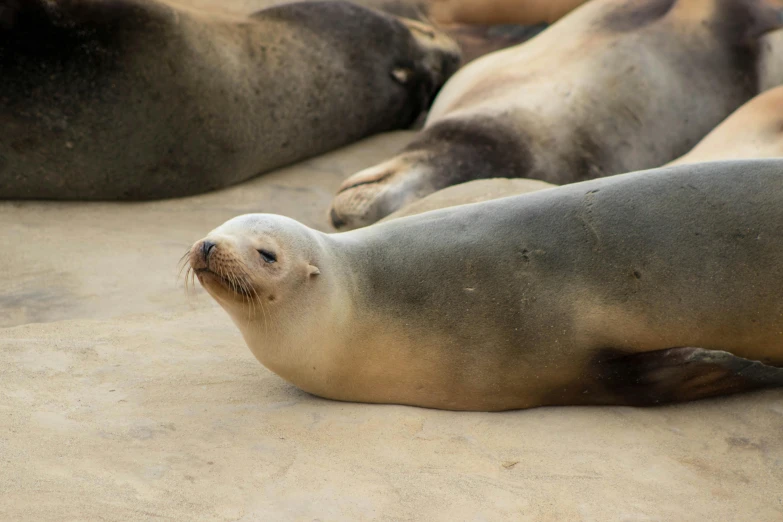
[201,240,217,261]
[329,207,346,229]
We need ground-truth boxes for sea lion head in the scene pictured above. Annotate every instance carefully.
[187,213,357,393]
[257,1,461,129]
[188,214,325,322]
[394,16,462,116]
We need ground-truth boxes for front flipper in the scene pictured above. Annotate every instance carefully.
[592,347,783,406]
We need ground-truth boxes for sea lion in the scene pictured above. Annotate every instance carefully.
[380,177,555,220]
[666,85,783,166]
[188,159,783,412]
[222,0,554,63]
[427,0,591,26]
[384,84,783,218]
[0,0,460,200]
[177,0,566,65]
[328,0,783,230]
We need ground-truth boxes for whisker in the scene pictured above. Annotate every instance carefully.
[181,266,189,293]
[176,250,192,278]
[185,267,196,297]
[234,265,268,336]
[236,274,257,320]
[218,264,231,294]
[177,248,191,267]
[198,260,271,337]
[233,272,263,331]
[227,268,242,297]
[248,278,269,337]
[176,248,198,297]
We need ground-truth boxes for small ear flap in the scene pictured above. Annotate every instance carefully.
[307,265,321,276]
[392,67,413,84]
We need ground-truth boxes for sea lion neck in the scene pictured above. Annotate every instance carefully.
[329,210,508,322]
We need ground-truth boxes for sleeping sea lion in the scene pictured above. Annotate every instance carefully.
[328,0,783,230]
[189,159,783,411]
[0,0,460,200]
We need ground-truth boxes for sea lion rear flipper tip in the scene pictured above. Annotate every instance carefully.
[594,346,783,406]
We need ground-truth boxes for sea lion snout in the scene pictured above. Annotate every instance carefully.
[330,156,436,230]
[201,240,216,263]
[189,238,236,274]
[329,207,346,230]
[188,239,214,271]
[188,235,256,298]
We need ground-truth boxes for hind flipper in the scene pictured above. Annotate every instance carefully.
[592,347,783,406]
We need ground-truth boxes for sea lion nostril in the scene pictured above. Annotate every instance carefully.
[202,240,217,260]
[330,207,346,229]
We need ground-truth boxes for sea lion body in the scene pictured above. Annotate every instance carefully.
[191,159,783,411]
[380,177,555,220]
[329,0,783,229]
[385,84,783,218]
[0,0,460,200]
[234,0,572,63]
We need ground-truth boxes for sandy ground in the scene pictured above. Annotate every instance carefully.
[2,130,783,521]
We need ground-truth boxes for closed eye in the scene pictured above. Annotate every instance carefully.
[258,249,277,263]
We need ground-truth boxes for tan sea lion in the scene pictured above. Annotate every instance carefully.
[188,159,783,412]
[380,177,555,220]
[0,0,460,200]
[328,0,783,230]
[384,84,783,218]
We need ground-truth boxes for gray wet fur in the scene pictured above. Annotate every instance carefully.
[328,159,783,407]
[590,347,783,406]
[0,0,459,200]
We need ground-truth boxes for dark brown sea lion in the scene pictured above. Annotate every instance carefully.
[0,0,460,200]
